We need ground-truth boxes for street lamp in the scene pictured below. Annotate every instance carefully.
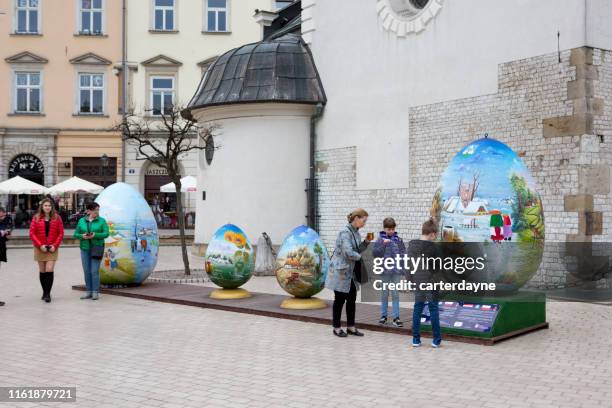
[100,154,110,186]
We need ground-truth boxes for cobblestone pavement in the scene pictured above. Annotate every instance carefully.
[1,247,611,408]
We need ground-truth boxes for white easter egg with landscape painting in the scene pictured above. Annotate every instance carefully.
[95,182,159,285]
[430,138,545,291]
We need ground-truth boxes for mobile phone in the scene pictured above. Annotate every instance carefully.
[45,245,52,251]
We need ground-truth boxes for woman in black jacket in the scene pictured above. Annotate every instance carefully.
[0,206,13,307]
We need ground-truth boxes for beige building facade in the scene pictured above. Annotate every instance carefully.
[123,0,273,213]
[0,0,124,214]
[1,0,291,217]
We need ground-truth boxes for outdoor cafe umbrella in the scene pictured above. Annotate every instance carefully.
[48,176,104,195]
[159,176,197,193]
[0,176,48,195]
[160,176,197,225]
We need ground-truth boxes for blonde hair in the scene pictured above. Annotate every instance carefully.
[422,217,438,235]
[347,208,369,223]
[35,198,57,221]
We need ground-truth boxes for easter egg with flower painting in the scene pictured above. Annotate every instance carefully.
[205,224,254,289]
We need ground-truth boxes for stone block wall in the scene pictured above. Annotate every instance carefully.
[0,128,58,188]
[316,47,612,289]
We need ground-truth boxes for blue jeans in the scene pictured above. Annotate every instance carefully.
[412,292,441,345]
[380,274,400,319]
[81,249,102,293]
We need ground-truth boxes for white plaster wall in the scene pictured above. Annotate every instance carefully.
[308,0,601,190]
[192,104,314,245]
[587,0,612,50]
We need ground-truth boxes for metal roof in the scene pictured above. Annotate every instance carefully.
[183,33,326,119]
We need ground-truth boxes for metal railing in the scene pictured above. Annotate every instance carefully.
[305,177,320,232]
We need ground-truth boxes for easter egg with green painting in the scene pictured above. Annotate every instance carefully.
[275,225,330,298]
[205,224,254,289]
[430,137,545,291]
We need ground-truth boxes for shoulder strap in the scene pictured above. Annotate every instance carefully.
[346,226,359,250]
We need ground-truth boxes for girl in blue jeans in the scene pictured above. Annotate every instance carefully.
[372,217,406,328]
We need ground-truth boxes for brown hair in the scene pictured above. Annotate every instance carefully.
[422,218,438,235]
[35,198,57,220]
[347,208,369,223]
[383,217,396,229]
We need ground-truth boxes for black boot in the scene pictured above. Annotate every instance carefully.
[43,272,54,303]
[39,272,46,300]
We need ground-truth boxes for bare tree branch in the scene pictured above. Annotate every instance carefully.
[111,104,221,275]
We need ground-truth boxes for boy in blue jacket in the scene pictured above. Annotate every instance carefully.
[372,217,406,327]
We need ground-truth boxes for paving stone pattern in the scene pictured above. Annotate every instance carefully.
[1,247,611,407]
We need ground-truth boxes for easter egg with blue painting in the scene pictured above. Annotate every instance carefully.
[275,225,329,298]
[205,224,254,289]
[95,182,159,285]
[430,137,545,291]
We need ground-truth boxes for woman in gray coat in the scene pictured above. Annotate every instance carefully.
[326,208,370,337]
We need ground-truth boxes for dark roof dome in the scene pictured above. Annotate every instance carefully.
[183,33,326,118]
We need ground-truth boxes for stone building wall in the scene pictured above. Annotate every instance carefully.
[315,47,612,289]
[0,129,57,187]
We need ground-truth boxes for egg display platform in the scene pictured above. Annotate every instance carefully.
[417,291,547,340]
[71,283,548,345]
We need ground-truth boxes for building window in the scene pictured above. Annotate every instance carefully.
[15,0,40,34]
[389,0,430,17]
[378,0,442,37]
[150,76,174,115]
[153,0,174,31]
[274,1,293,10]
[78,73,104,114]
[79,0,104,35]
[14,71,41,113]
[205,0,228,32]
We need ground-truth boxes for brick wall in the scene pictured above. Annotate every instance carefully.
[316,47,612,289]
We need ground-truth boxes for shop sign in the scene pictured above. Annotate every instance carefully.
[8,154,44,177]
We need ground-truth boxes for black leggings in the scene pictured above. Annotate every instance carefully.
[332,280,357,328]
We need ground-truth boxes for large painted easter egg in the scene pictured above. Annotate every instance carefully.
[205,224,254,289]
[275,225,329,298]
[430,137,545,291]
[95,182,159,285]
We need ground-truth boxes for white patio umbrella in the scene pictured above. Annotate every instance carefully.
[160,176,197,193]
[48,176,104,194]
[0,176,48,195]
[160,176,197,225]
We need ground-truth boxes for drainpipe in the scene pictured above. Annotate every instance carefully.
[121,0,127,182]
[307,102,324,231]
